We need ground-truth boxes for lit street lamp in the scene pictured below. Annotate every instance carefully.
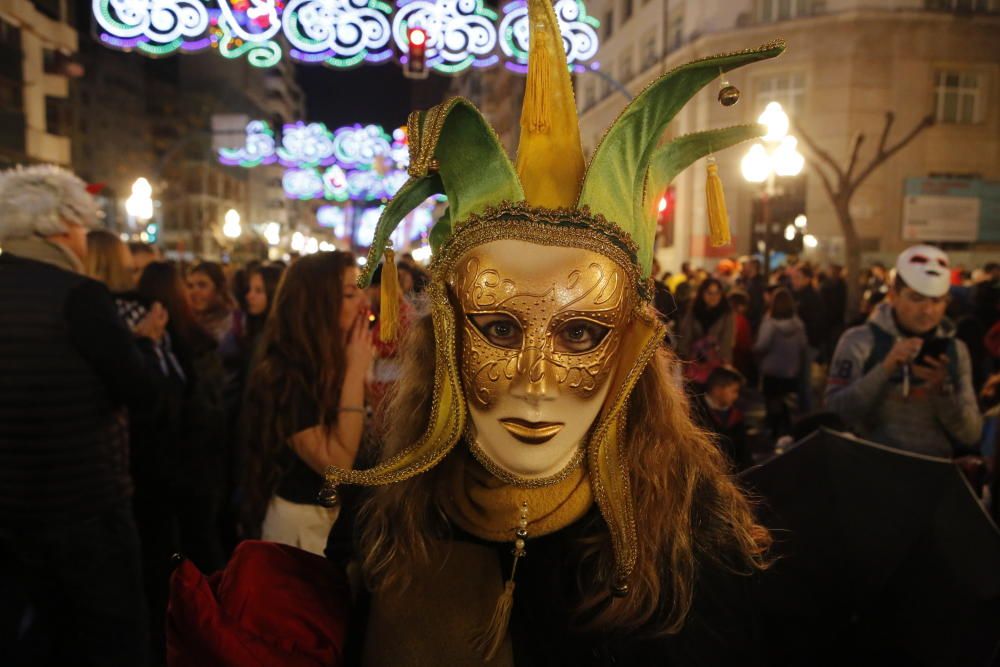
[263,221,281,246]
[741,102,805,274]
[126,177,154,226]
[223,208,242,239]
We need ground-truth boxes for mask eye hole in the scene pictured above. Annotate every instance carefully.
[553,319,611,354]
[468,313,524,350]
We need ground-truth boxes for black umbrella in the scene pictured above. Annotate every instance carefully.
[741,428,1000,667]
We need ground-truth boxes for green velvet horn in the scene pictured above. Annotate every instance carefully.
[577,40,786,277]
[643,122,766,225]
[358,97,524,288]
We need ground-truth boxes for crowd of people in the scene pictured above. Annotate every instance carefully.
[659,250,998,484]
[1,165,997,665]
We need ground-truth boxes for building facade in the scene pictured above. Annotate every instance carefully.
[577,0,1000,271]
[0,0,77,168]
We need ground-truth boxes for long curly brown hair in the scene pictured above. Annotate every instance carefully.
[241,251,356,533]
[358,308,770,636]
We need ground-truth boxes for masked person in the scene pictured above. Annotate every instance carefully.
[313,9,787,664]
[826,245,982,457]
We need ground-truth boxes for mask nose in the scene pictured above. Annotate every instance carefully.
[510,346,559,403]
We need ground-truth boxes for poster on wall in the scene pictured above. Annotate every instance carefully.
[902,178,1000,243]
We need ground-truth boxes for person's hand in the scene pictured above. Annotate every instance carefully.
[345,310,375,377]
[911,354,949,391]
[882,337,923,373]
[134,302,168,342]
[981,373,1000,402]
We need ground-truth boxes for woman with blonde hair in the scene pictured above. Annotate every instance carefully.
[85,229,138,293]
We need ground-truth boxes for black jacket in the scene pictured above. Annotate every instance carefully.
[0,253,160,526]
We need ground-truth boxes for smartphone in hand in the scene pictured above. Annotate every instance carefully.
[914,337,949,366]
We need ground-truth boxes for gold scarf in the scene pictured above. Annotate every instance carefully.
[363,450,594,667]
[443,449,594,542]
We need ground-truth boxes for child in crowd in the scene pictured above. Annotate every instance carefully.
[692,367,752,472]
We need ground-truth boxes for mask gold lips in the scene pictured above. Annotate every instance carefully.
[499,418,565,445]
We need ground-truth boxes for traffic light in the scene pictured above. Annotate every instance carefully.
[404,27,429,80]
[656,186,676,247]
[145,222,159,244]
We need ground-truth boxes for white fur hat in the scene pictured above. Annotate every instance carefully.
[0,165,100,242]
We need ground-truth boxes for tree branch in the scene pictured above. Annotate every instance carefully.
[876,111,895,156]
[851,113,934,191]
[793,121,845,182]
[844,132,866,183]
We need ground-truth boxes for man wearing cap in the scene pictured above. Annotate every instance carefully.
[0,165,166,665]
[825,245,982,457]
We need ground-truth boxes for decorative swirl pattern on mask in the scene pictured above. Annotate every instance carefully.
[454,251,628,409]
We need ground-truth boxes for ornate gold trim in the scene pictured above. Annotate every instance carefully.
[432,201,653,303]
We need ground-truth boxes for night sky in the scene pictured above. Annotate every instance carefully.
[295,64,453,129]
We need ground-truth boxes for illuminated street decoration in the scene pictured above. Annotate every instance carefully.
[333,124,393,168]
[92,0,597,72]
[214,0,283,66]
[222,119,412,201]
[93,0,210,51]
[219,120,277,167]
[499,0,598,72]
[322,165,351,201]
[283,168,326,200]
[391,0,498,73]
[282,0,394,68]
[317,205,349,236]
[278,122,337,167]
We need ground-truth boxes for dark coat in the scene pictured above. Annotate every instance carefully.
[793,285,827,349]
[0,253,160,526]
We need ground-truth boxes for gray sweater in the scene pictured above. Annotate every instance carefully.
[753,315,808,379]
[824,303,982,458]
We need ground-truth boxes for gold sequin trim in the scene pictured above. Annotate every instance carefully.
[322,277,466,489]
[432,201,653,303]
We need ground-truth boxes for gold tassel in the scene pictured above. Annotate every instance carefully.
[379,247,400,343]
[523,33,551,133]
[471,579,516,662]
[705,156,731,247]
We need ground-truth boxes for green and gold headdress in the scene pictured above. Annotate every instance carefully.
[327,0,784,592]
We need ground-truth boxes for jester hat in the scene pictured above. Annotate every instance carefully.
[324,0,785,591]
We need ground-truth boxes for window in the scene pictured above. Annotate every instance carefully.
[619,52,634,84]
[641,30,658,70]
[758,0,813,22]
[934,71,985,124]
[45,96,70,137]
[924,0,995,11]
[604,10,614,38]
[622,0,633,22]
[667,10,684,52]
[754,72,806,118]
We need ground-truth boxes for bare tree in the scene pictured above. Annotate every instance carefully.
[795,111,934,316]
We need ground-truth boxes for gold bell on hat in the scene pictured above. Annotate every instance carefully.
[718,73,740,107]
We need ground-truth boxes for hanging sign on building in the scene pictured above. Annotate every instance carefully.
[902,178,1000,243]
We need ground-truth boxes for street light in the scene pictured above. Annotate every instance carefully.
[223,208,242,239]
[126,177,154,224]
[741,101,805,275]
[263,221,281,246]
